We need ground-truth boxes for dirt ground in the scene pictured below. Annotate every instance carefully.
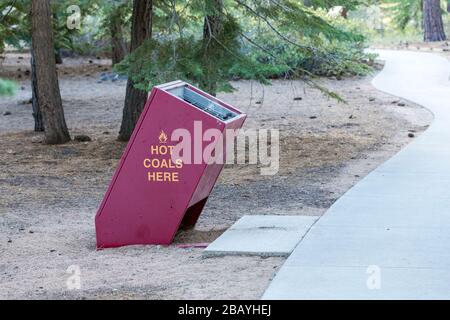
[0,53,432,299]
[373,40,450,59]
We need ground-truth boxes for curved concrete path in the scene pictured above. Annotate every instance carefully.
[263,50,450,300]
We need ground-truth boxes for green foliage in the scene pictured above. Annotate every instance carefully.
[230,32,375,80]
[303,0,362,10]
[115,14,243,93]
[233,4,369,79]
[0,0,29,53]
[93,0,132,47]
[0,78,17,96]
[51,0,110,53]
[116,0,373,98]
[384,0,423,31]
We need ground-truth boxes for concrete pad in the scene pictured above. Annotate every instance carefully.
[203,215,317,257]
[341,173,450,199]
[319,194,450,228]
[285,225,450,269]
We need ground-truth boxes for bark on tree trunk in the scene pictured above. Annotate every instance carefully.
[423,0,446,42]
[200,0,224,96]
[31,49,44,132]
[31,0,71,144]
[118,0,153,142]
[110,8,128,65]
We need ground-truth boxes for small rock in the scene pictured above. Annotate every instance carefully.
[397,102,406,107]
[88,60,93,64]
[369,97,376,102]
[408,133,415,138]
[31,136,44,144]
[293,97,302,101]
[3,111,11,116]
[255,101,262,105]
[74,135,92,142]
[349,115,354,119]
[309,116,317,119]
[6,149,16,155]
[29,230,34,234]
[102,131,110,135]
[7,239,12,243]
[50,249,56,253]
[19,98,32,105]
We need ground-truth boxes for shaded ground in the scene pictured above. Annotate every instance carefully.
[0,54,432,299]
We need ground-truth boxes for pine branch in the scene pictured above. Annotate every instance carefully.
[233,0,317,54]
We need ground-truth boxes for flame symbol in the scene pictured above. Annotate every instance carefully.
[159,130,168,144]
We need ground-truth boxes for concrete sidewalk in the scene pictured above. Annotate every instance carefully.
[263,50,450,300]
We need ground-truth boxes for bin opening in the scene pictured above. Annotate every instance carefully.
[167,86,238,121]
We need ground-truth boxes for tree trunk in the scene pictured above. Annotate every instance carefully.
[31,0,70,144]
[423,0,446,42]
[110,8,128,65]
[55,48,63,64]
[200,0,224,96]
[118,0,153,142]
[447,0,450,13]
[31,49,44,132]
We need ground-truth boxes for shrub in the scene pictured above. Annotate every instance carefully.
[0,78,17,97]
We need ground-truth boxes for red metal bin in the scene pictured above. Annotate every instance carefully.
[95,81,246,248]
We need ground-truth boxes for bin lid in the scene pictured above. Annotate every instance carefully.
[162,82,238,121]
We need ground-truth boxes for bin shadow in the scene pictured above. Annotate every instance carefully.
[173,228,227,245]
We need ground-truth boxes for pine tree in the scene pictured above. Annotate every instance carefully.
[31,0,71,144]
[118,0,153,142]
[423,0,446,41]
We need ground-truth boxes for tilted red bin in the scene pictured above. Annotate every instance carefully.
[95,81,246,248]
